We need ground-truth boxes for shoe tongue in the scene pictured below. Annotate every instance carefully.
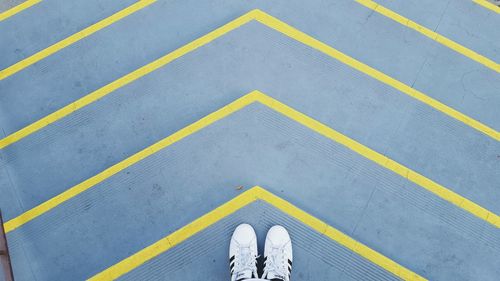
[235,269,253,281]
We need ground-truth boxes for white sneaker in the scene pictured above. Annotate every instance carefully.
[229,224,259,281]
[262,225,293,281]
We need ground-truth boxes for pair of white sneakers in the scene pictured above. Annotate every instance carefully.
[229,224,293,281]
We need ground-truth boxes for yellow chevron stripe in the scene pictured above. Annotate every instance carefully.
[0,0,40,21]
[252,10,500,141]
[0,0,155,80]
[473,0,500,13]
[89,186,426,281]
[1,9,497,150]
[0,8,252,150]
[356,0,500,73]
[5,91,498,236]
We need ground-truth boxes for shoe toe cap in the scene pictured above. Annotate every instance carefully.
[266,225,291,245]
[232,223,257,245]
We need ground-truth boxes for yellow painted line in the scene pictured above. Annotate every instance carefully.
[0,8,253,149]
[356,0,500,73]
[473,0,500,13]
[1,10,497,151]
[0,0,40,21]
[88,187,260,281]
[254,91,499,228]
[2,93,256,233]
[5,91,498,234]
[252,9,500,141]
[89,186,426,281]
[0,0,155,80]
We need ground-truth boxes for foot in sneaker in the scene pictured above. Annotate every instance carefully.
[229,224,259,281]
[262,225,293,281]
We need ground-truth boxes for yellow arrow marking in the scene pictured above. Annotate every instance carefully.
[89,186,427,281]
[4,91,498,237]
[1,9,497,151]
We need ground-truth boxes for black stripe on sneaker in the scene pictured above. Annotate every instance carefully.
[229,255,235,271]
[288,259,292,266]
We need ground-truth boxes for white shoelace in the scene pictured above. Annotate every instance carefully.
[232,247,258,281]
[263,247,288,281]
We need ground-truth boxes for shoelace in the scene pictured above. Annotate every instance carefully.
[233,247,258,281]
[263,247,288,281]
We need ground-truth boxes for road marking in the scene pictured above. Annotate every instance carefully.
[0,0,155,80]
[0,0,40,21]
[88,186,427,281]
[356,0,500,73]
[1,10,497,151]
[4,91,498,235]
[473,0,500,13]
[0,7,252,149]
